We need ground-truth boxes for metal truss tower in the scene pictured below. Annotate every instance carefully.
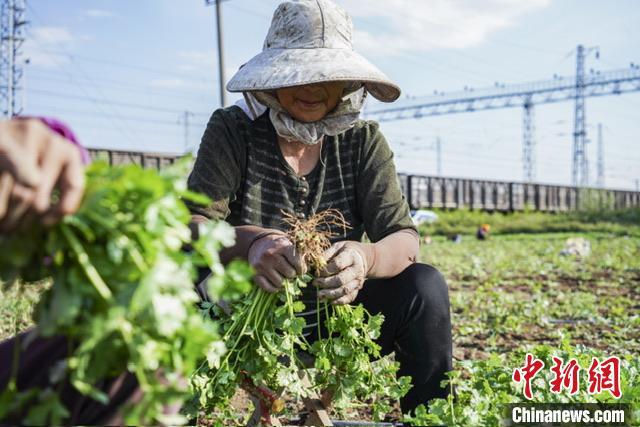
[1,0,27,118]
[522,96,535,182]
[572,45,590,187]
[366,45,640,187]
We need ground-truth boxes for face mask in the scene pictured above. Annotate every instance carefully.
[249,86,367,145]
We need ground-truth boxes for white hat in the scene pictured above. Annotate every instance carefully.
[226,0,401,103]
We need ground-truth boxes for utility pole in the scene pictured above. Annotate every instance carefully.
[572,44,598,187]
[1,0,27,117]
[179,110,195,153]
[522,95,535,182]
[596,123,604,188]
[205,0,227,108]
[435,137,442,176]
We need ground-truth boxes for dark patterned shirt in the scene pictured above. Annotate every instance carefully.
[187,105,415,334]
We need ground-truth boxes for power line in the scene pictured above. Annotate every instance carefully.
[28,71,214,101]
[25,2,139,143]
[391,138,571,166]
[226,1,267,19]
[27,86,211,116]
[58,123,184,136]
[29,46,216,84]
[25,103,207,127]
[367,49,640,186]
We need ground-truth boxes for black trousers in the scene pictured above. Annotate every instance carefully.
[356,263,453,413]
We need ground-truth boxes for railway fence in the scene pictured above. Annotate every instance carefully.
[88,149,640,212]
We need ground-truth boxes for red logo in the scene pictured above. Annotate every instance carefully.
[513,353,545,400]
[549,356,581,395]
[513,354,622,399]
[587,356,621,399]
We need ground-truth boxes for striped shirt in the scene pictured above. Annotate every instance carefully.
[187,106,415,334]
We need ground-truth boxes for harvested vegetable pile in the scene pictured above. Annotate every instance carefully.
[192,209,411,423]
[0,161,251,425]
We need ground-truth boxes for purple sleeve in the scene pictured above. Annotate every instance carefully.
[19,116,90,164]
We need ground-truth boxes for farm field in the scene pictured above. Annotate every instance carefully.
[411,229,640,425]
[425,231,640,359]
[2,216,639,425]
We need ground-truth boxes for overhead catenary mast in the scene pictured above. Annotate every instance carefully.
[596,123,605,188]
[1,0,27,117]
[522,95,535,182]
[572,45,599,187]
[366,45,635,188]
[179,110,195,153]
[436,136,442,176]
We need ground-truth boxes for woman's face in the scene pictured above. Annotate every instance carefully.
[276,82,345,123]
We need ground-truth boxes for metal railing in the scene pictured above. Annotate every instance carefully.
[88,148,179,170]
[87,149,640,212]
[399,174,640,212]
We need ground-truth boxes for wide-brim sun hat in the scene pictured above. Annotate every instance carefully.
[226,0,401,103]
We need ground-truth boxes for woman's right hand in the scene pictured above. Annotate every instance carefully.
[247,232,307,293]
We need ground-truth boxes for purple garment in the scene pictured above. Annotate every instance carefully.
[19,116,90,164]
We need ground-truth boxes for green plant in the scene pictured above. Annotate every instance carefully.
[404,341,640,426]
[418,208,640,237]
[190,210,411,423]
[0,160,251,424]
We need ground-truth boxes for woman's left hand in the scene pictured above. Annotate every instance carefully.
[313,241,369,305]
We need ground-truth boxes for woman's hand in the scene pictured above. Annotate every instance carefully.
[0,118,85,233]
[247,232,307,293]
[314,241,369,305]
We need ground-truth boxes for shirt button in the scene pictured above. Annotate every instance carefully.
[300,176,306,182]
[301,187,308,194]
[297,212,306,219]
[300,200,306,206]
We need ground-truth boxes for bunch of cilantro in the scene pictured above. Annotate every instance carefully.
[191,213,412,423]
[0,160,251,425]
[190,275,312,418]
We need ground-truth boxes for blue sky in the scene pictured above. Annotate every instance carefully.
[21,0,640,189]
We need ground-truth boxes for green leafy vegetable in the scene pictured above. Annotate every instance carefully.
[0,160,251,424]
[190,209,410,423]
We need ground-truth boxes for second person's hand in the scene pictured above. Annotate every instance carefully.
[0,118,85,233]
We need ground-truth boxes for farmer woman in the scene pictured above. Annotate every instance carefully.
[188,0,452,412]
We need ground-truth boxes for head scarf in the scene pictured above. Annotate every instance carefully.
[245,85,367,145]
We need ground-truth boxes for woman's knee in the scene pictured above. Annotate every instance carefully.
[400,263,450,312]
